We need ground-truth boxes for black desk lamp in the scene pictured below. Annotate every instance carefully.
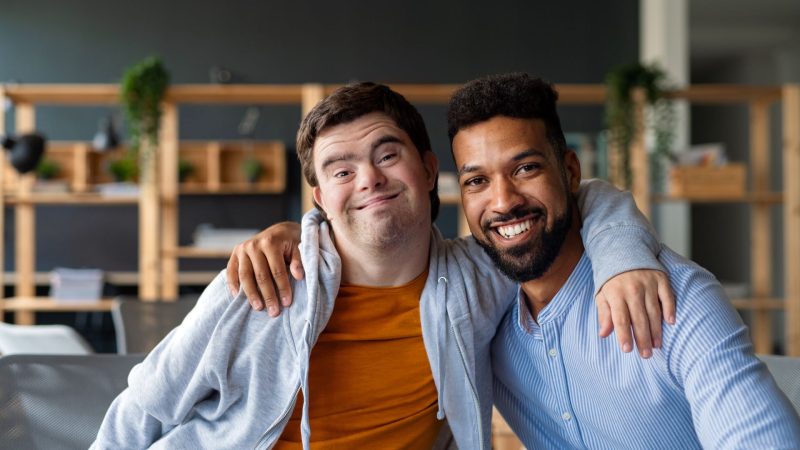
[1,133,46,174]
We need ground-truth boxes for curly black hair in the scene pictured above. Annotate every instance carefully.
[446,72,568,162]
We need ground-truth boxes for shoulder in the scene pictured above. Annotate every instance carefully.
[658,247,728,311]
[657,246,749,362]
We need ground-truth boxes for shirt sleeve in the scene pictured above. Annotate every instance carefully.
[91,273,234,449]
[663,252,800,447]
[576,178,665,294]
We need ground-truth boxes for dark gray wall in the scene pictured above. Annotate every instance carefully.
[1,0,639,273]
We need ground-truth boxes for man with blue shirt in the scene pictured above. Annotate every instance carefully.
[447,72,800,448]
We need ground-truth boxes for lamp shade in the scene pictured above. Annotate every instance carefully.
[1,133,46,174]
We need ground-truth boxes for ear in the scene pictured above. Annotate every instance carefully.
[312,186,329,219]
[422,151,439,191]
[563,150,582,194]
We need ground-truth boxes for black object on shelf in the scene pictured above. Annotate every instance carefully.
[1,132,47,174]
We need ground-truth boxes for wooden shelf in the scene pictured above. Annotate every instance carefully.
[177,140,286,194]
[652,192,783,204]
[167,84,304,104]
[2,84,119,104]
[4,193,138,205]
[731,298,787,311]
[1,297,115,325]
[0,271,218,286]
[2,84,306,105]
[1,297,115,312]
[179,185,285,195]
[167,247,232,259]
[665,85,783,104]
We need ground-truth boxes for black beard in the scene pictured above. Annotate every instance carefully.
[476,203,572,283]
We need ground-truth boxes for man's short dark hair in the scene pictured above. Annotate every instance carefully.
[447,73,568,162]
[297,82,439,221]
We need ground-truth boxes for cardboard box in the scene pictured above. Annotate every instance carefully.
[669,163,746,197]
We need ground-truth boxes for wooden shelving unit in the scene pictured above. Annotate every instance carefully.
[631,85,800,356]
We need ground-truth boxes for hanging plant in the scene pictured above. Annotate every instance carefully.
[605,62,675,191]
[120,57,170,159]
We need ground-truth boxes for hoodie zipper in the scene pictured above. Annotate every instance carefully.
[451,321,485,449]
[253,384,301,450]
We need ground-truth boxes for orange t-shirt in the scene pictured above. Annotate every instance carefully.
[274,269,441,449]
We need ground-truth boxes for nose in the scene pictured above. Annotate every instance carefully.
[490,178,524,214]
[356,163,386,191]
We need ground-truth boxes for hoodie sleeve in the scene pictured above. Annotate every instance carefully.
[577,179,664,294]
[91,272,236,449]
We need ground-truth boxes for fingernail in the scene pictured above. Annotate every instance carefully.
[253,302,263,311]
[230,287,238,296]
[668,314,676,324]
[653,338,662,348]
[281,296,290,307]
[623,343,632,353]
[641,349,652,358]
[268,305,279,317]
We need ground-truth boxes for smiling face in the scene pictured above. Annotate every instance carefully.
[312,112,438,251]
[453,116,581,282]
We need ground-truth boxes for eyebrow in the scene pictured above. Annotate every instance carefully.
[320,135,404,171]
[457,148,547,177]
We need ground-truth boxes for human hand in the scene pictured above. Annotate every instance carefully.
[225,221,304,317]
[595,269,676,358]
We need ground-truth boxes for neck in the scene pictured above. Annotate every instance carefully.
[335,222,432,287]
[520,207,584,319]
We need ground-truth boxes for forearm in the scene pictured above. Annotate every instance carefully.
[576,179,664,292]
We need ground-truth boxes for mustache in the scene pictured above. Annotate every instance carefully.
[481,206,545,234]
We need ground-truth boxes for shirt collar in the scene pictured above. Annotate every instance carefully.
[513,253,594,334]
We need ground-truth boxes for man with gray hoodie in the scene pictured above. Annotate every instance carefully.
[93,81,669,449]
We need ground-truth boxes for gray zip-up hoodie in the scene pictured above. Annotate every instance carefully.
[92,179,662,450]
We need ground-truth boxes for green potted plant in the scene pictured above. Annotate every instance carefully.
[120,57,170,179]
[178,159,195,182]
[108,156,139,182]
[605,62,675,191]
[242,158,263,184]
[35,159,61,180]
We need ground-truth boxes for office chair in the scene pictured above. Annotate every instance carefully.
[0,322,93,355]
[111,296,198,354]
[0,353,143,450]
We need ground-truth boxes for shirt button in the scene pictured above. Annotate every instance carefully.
[549,348,557,357]
[562,412,572,421]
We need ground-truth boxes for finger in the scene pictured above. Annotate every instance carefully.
[646,285,662,349]
[289,246,305,281]
[260,241,293,308]
[658,275,677,325]
[237,255,264,311]
[626,292,654,358]
[596,292,613,338]
[246,245,281,318]
[226,247,240,297]
[609,299,633,354]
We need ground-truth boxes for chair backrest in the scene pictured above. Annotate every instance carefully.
[0,322,93,355]
[0,353,143,450]
[112,296,198,354]
[758,354,800,416]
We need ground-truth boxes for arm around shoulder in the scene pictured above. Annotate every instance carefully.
[576,179,664,291]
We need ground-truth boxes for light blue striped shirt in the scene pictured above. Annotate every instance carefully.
[492,247,800,449]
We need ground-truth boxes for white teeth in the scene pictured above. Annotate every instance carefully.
[497,220,533,239]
